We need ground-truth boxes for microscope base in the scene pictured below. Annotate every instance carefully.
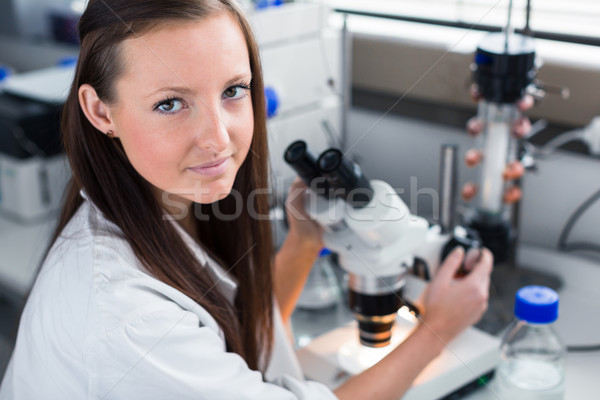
[296,317,500,400]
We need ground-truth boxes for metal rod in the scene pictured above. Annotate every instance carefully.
[439,144,458,234]
[340,13,351,152]
[524,0,532,36]
[505,0,514,51]
[331,9,600,48]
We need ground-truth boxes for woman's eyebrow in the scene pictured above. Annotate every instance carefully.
[147,73,252,98]
[224,73,252,87]
[146,86,197,98]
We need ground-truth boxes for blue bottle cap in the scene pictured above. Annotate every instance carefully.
[514,285,559,324]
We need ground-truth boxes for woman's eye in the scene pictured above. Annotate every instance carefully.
[223,85,249,100]
[155,98,183,114]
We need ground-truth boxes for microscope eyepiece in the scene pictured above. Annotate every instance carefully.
[317,149,343,173]
[284,140,308,164]
[283,140,323,188]
[317,149,374,208]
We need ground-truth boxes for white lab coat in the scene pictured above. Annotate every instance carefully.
[0,192,337,399]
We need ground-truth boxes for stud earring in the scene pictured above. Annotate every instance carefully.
[106,130,114,139]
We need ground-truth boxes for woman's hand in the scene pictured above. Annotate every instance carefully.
[284,177,324,253]
[273,178,324,322]
[419,246,493,343]
[462,86,534,204]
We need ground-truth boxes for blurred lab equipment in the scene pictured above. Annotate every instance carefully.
[467,0,570,268]
[0,66,12,84]
[0,65,72,221]
[48,3,82,45]
[254,2,345,202]
[531,116,600,159]
[296,248,341,310]
[495,286,566,399]
[468,29,537,264]
[467,1,568,335]
[285,140,498,399]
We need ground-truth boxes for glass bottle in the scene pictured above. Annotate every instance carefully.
[495,285,567,399]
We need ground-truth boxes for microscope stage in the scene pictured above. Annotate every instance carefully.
[296,317,500,399]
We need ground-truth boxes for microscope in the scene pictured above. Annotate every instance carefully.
[286,141,501,398]
[284,140,482,347]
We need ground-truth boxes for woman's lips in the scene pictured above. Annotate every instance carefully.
[188,157,230,177]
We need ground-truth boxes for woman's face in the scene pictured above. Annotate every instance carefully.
[108,13,254,208]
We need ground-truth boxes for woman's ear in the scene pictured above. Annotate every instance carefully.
[78,84,117,136]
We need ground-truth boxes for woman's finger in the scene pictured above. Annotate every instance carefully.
[466,248,493,283]
[437,247,465,283]
[461,248,482,275]
[285,178,310,220]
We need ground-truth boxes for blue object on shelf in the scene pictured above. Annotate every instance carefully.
[256,0,283,10]
[319,248,332,257]
[0,66,12,82]
[264,86,279,119]
[57,56,78,67]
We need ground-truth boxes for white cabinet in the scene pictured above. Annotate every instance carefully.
[251,3,345,198]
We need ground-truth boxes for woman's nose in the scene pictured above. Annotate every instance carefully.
[196,107,231,153]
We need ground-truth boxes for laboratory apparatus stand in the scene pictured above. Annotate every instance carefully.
[469,31,535,265]
[469,31,562,333]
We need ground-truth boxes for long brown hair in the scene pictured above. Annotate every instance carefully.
[55,0,273,371]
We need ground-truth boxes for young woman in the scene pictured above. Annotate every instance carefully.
[0,1,492,399]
